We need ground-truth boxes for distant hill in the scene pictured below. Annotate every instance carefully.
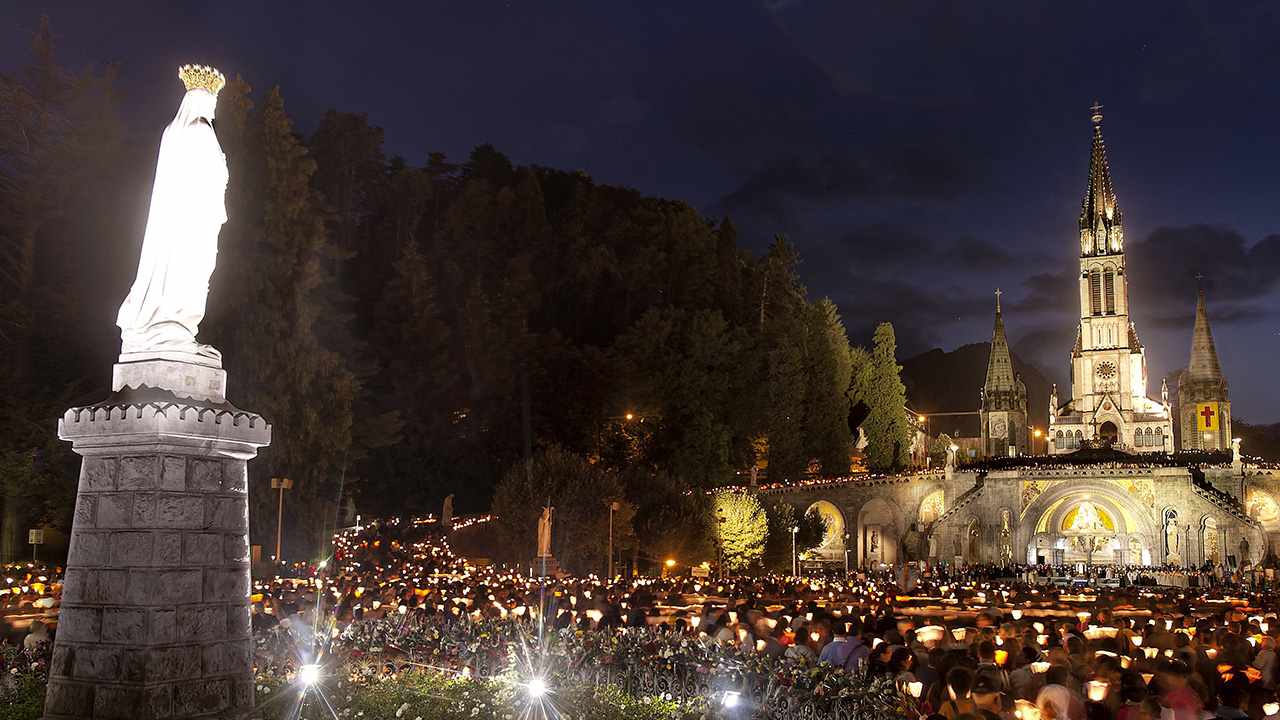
[1237,420,1280,460]
[900,343,1054,436]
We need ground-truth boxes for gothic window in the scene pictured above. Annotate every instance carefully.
[1104,268,1116,314]
[1155,426,1164,450]
[1135,429,1144,447]
[1089,269,1102,315]
[1074,430,1083,448]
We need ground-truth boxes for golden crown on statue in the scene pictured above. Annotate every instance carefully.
[178,64,226,96]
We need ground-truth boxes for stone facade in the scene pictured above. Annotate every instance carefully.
[769,463,1279,571]
[45,366,269,720]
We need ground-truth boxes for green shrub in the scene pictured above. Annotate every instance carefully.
[0,672,45,720]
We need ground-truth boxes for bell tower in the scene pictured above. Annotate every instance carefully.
[1050,103,1173,453]
[980,289,1028,457]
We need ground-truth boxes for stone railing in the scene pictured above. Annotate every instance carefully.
[931,474,986,528]
[1190,469,1259,528]
[754,469,942,496]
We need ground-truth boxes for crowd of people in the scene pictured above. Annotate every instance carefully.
[8,516,1280,719]
[224,517,1280,718]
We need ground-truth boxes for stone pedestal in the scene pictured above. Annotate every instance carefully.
[44,360,270,720]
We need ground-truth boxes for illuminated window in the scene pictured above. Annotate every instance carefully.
[1089,270,1102,316]
[1104,269,1115,314]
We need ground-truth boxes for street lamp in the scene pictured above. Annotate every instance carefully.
[843,532,851,575]
[715,509,726,578]
[791,526,800,576]
[917,414,929,467]
[607,501,620,578]
[1033,428,1043,455]
[270,477,293,563]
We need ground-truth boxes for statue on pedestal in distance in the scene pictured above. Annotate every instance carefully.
[537,506,554,558]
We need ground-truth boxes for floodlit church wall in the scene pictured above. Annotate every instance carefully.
[766,473,949,567]
[768,464,1271,569]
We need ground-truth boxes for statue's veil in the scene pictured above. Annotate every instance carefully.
[116,88,223,346]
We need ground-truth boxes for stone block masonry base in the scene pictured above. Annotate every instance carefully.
[46,371,270,720]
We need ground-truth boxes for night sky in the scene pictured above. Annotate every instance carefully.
[4,2,1279,421]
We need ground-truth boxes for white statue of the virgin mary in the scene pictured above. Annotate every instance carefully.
[116,65,228,364]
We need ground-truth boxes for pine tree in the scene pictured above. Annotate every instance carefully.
[805,299,853,474]
[212,86,357,557]
[759,238,809,481]
[855,323,910,471]
[364,237,457,507]
[0,17,124,553]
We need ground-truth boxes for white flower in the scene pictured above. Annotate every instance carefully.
[396,702,410,717]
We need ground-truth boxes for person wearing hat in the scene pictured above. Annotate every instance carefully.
[971,673,1004,720]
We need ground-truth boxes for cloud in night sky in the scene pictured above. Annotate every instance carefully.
[716,140,981,225]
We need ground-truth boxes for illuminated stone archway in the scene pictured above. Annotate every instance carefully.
[1022,481,1157,565]
[918,489,945,524]
[1247,487,1280,531]
[805,500,846,564]
[856,497,903,567]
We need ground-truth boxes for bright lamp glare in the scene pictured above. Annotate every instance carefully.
[723,691,741,709]
[298,664,321,687]
[527,677,547,699]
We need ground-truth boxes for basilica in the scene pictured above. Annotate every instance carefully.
[980,103,1230,457]
[770,104,1279,570]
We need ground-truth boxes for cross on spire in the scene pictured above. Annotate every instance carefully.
[995,287,1002,313]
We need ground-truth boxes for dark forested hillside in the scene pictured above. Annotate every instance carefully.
[0,23,870,559]
[900,343,1054,433]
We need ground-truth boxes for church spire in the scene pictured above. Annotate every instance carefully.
[984,289,1016,392]
[1185,289,1225,385]
[1079,101,1123,255]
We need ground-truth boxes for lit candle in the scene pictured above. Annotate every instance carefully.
[1014,699,1041,720]
[1085,680,1109,703]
